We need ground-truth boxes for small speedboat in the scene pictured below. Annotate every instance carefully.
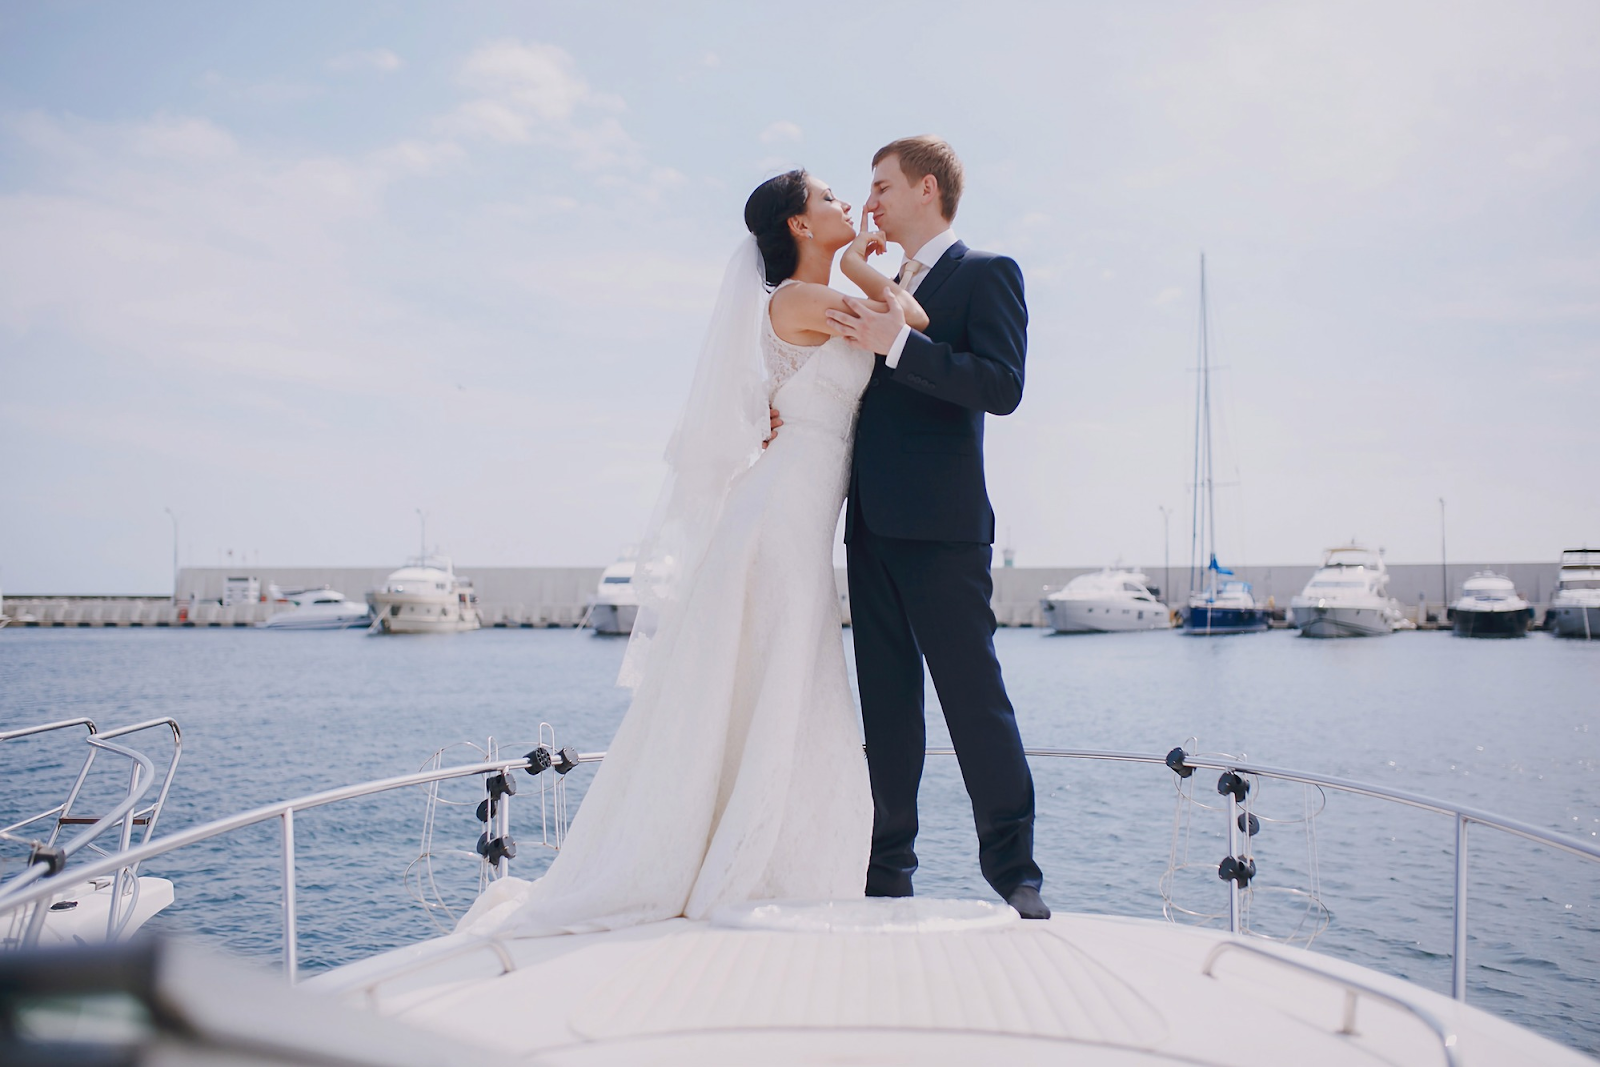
[588,559,638,636]
[1549,548,1600,640]
[1041,569,1173,633]
[1289,544,1406,638]
[1449,572,1533,638]
[259,587,371,630]
[367,557,481,634]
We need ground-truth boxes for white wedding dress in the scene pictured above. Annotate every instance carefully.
[460,280,875,937]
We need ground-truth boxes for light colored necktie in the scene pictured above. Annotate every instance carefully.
[899,259,923,292]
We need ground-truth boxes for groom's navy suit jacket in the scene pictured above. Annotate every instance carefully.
[845,241,1027,544]
[845,238,1040,899]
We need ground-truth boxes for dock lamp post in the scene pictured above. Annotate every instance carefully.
[164,507,179,602]
[1438,497,1448,620]
[1158,505,1172,601]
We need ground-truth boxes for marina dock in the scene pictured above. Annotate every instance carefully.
[0,561,1564,630]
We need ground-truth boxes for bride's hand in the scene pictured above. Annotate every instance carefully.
[883,286,930,332]
[848,229,887,261]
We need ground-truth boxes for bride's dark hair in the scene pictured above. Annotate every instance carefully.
[743,169,810,288]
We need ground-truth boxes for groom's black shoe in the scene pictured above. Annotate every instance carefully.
[1005,886,1051,920]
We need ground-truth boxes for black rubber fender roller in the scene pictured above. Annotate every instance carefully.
[1216,771,1250,801]
[524,747,553,776]
[477,834,517,865]
[475,798,495,823]
[29,843,67,876]
[554,747,581,774]
[1165,748,1194,779]
[487,771,517,799]
[1237,811,1261,837]
[1217,855,1256,887]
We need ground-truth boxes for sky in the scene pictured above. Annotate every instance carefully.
[1,1,1596,594]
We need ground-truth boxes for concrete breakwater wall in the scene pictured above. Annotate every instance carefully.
[2,562,1560,630]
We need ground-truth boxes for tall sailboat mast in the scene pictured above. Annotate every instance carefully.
[1188,253,1214,597]
[1200,255,1216,575]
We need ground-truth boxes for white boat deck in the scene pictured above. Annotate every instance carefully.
[310,900,1591,1066]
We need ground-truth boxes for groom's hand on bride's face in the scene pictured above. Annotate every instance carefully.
[826,295,906,355]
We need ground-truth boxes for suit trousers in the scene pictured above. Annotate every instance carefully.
[847,522,1042,899]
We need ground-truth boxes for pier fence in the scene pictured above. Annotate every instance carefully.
[0,561,1562,630]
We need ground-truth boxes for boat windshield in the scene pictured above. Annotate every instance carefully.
[602,576,632,584]
[1559,579,1600,590]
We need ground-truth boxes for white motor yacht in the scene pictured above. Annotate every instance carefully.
[260,586,372,630]
[4,738,1596,1065]
[1450,571,1533,638]
[587,559,638,636]
[1041,569,1173,633]
[367,557,481,634]
[1549,548,1600,640]
[1289,545,1406,638]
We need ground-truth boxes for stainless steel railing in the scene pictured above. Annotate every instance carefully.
[2,743,1596,1006]
[1,717,184,942]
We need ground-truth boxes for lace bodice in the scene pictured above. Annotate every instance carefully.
[761,280,816,396]
[759,279,874,440]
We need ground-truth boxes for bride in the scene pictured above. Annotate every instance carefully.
[460,170,929,936]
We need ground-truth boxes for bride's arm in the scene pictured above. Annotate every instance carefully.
[840,230,930,331]
[769,283,895,345]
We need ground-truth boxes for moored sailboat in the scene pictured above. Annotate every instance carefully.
[1182,255,1267,636]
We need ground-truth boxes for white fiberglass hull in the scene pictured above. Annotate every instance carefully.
[589,602,638,636]
[309,899,1591,1066]
[260,607,371,630]
[1550,600,1600,639]
[368,593,480,634]
[1041,597,1173,633]
[4,876,174,948]
[1291,600,1398,638]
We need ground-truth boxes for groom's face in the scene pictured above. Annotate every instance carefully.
[864,154,923,245]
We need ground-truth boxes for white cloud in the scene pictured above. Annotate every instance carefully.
[374,138,465,175]
[459,40,597,123]
[327,48,402,73]
[440,39,641,171]
[128,116,239,161]
[759,120,802,145]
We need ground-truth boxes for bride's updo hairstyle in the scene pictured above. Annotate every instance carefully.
[744,169,810,288]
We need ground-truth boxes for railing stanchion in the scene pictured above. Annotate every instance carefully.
[1226,787,1240,934]
[1452,813,1468,1001]
[282,808,298,983]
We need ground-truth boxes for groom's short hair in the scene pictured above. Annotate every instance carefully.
[873,136,964,221]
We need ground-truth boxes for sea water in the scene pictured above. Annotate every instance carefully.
[1,626,1595,1050]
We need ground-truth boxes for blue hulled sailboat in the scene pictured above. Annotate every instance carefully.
[1183,255,1268,637]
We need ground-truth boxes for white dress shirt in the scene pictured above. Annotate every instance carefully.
[884,228,958,368]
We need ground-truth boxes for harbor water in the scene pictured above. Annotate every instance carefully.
[1,627,1596,1051]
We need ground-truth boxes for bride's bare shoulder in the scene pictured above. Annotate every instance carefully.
[770,280,845,314]
[769,281,850,339]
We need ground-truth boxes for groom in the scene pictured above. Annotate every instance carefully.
[825,136,1048,919]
